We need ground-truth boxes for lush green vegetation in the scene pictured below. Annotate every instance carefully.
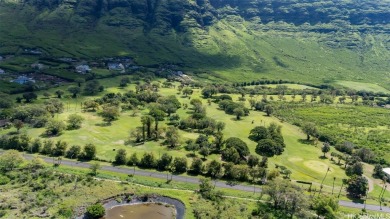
[1,0,390,88]
[0,1,390,217]
[273,103,390,161]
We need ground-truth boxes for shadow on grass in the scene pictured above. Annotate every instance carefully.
[318,155,328,160]
[298,139,315,145]
[95,122,111,127]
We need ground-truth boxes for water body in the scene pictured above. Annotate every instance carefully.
[76,195,185,219]
[105,203,175,219]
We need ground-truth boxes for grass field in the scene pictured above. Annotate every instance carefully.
[1,76,389,206]
[336,81,390,94]
[0,79,353,190]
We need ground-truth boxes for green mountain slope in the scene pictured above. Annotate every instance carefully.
[0,0,390,88]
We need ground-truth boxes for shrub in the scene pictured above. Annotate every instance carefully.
[86,203,105,219]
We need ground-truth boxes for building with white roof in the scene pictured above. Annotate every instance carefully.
[383,168,390,178]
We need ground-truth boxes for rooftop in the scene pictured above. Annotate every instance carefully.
[383,168,390,176]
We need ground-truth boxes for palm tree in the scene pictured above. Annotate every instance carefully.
[141,115,154,139]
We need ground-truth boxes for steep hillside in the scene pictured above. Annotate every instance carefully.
[0,0,390,87]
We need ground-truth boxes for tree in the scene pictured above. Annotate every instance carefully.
[0,150,24,172]
[45,120,66,136]
[225,137,250,157]
[199,146,210,159]
[222,147,240,164]
[13,119,24,132]
[45,99,64,116]
[83,143,97,160]
[216,121,226,132]
[68,86,81,98]
[302,122,318,141]
[247,155,260,168]
[23,92,38,103]
[207,160,223,178]
[84,80,103,95]
[41,140,54,155]
[261,179,308,218]
[201,86,217,98]
[346,162,363,176]
[255,139,284,157]
[322,142,331,158]
[185,140,199,155]
[373,164,385,179]
[55,90,64,98]
[149,107,165,133]
[89,162,101,176]
[86,203,105,219]
[165,126,180,148]
[157,153,172,171]
[346,176,368,199]
[213,132,224,152]
[29,138,42,153]
[66,145,81,159]
[52,140,68,157]
[139,153,156,168]
[114,149,127,165]
[182,87,193,97]
[120,77,130,87]
[249,167,263,190]
[312,195,339,219]
[189,158,203,175]
[173,157,187,173]
[100,106,120,124]
[130,127,144,143]
[43,92,51,99]
[249,126,269,142]
[75,78,85,87]
[128,153,139,174]
[67,114,84,130]
[264,105,274,116]
[233,107,245,120]
[141,115,154,139]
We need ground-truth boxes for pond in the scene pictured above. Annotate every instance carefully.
[76,195,185,219]
[105,203,175,219]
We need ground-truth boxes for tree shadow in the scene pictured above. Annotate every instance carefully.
[95,122,111,127]
[318,156,328,160]
[298,139,315,145]
[124,139,144,146]
[186,153,197,158]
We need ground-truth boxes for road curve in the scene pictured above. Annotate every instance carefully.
[12,152,390,213]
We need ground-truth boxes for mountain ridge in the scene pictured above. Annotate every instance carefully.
[0,0,389,87]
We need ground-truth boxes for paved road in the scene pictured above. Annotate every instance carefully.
[15,153,390,213]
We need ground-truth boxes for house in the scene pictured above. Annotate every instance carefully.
[0,56,3,61]
[75,65,91,74]
[108,63,125,72]
[24,49,43,55]
[31,63,45,70]
[0,69,5,74]
[11,76,35,84]
[383,168,390,179]
[59,58,76,63]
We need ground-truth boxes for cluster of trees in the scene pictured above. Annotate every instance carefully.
[113,149,271,185]
[0,135,97,160]
[179,99,218,133]
[249,124,286,157]
[218,99,249,120]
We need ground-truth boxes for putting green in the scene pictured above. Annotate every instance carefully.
[303,160,333,173]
